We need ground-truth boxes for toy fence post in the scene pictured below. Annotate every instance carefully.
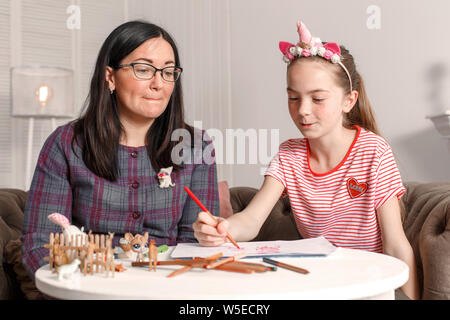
[95,234,99,273]
[71,235,75,261]
[100,234,104,273]
[49,233,54,270]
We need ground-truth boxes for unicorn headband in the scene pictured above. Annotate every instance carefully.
[279,21,353,92]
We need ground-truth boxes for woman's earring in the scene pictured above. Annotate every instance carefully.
[110,88,114,95]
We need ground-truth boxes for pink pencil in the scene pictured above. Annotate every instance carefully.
[184,186,240,249]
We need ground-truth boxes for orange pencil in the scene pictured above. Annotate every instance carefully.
[184,186,240,249]
[167,265,193,278]
[206,252,247,269]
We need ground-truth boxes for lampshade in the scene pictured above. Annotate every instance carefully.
[11,66,74,118]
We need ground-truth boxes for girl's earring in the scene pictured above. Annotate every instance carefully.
[110,88,114,95]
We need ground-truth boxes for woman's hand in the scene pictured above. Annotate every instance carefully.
[193,211,230,246]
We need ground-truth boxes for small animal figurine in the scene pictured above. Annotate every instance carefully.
[48,212,86,242]
[148,239,158,272]
[157,166,175,188]
[118,237,134,259]
[120,232,149,262]
[85,238,98,275]
[57,259,81,281]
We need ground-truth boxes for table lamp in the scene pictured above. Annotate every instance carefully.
[11,66,74,189]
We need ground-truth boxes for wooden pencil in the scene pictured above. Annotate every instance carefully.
[167,265,193,278]
[206,252,247,269]
[262,257,309,275]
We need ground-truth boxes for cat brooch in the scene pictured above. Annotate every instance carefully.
[157,166,175,188]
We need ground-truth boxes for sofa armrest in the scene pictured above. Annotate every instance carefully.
[229,187,301,241]
[402,182,450,300]
[0,189,28,300]
[0,189,27,244]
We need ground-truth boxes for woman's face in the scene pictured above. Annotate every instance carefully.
[106,37,176,125]
[286,59,354,140]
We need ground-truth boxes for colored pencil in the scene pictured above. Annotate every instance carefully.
[167,265,193,278]
[220,261,271,273]
[262,257,309,275]
[214,263,255,274]
[184,186,240,249]
[206,252,247,269]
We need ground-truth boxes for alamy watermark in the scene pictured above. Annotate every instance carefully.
[171,121,279,174]
[66,5,81,30]
[366,5,381,30]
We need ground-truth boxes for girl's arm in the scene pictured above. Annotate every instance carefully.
[193,176,285,246]
[377,197,420,300]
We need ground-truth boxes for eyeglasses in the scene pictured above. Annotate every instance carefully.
[116,62,183,82]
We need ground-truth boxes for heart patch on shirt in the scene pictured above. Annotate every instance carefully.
[347,178,368,199]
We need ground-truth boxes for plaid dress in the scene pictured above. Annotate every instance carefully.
[21,123,219,277]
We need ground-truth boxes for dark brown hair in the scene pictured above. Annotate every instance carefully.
[71,20,193,181]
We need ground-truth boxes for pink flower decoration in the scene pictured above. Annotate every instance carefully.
[323,50,333,60]
[302,49,311,57]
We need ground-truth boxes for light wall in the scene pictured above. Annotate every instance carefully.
[2,1,448,190]
[130,0,450,188]
[1,0,128,190]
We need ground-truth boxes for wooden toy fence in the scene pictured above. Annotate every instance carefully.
[44,232,115,277]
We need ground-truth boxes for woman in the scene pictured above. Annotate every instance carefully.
[22,20,219,279]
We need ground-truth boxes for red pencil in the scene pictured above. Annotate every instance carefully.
[184,186,240,249]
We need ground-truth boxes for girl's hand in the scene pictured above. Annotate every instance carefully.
[193,211,229,246]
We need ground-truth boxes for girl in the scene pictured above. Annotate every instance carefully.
[193,21,419,300]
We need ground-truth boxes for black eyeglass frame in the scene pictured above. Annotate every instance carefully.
[116,62,183,82]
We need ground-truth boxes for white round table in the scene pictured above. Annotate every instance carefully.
[35,247,408,300]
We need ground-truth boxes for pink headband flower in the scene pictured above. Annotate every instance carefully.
[279,21,352,91]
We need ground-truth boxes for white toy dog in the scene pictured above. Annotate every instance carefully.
[57,258,81,281]
[157,166,175,188]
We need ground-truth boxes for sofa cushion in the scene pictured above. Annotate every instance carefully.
[229,187,301,241]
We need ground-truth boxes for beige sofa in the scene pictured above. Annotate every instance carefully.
[1,182,449,299]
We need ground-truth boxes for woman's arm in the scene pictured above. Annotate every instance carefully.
[21,126,73,281]
[376,197,420,300]
[193,175,285,245]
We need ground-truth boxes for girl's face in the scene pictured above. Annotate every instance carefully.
[106,37,176,125]
[286,59,355,140]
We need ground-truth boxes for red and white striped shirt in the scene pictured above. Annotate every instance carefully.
[265,125,406,253]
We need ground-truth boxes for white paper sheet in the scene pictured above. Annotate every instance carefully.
[171,236,337,259]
